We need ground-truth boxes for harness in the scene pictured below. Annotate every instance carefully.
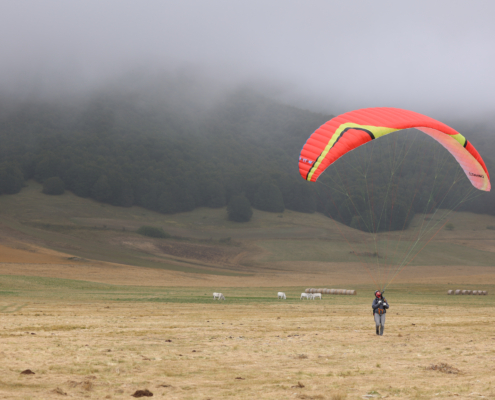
[374,297,386,315]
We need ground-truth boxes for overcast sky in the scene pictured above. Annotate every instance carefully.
[1,0,494,119]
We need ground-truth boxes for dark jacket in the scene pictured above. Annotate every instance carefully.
[372,298,389,314]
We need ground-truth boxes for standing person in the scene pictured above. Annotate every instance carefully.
[372,291,389,335]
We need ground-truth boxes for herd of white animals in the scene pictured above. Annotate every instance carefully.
[299,292,321,300]
[212,292,322,300]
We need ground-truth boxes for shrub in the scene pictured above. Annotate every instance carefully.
[487,225,495,230]
[445,222,454,231]
[42,177,65,195]
[136,226,171,238]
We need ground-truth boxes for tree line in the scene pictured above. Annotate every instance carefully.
[0,89,326,219]
[0,83,494,230]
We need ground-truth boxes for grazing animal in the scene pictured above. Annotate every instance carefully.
[300,293,312,300]
[278,292,286,299]
[312,293,322,300]
[213,292,225,300]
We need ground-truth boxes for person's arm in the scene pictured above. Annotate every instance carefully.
[382,298,389,309]
[372,299,380,309]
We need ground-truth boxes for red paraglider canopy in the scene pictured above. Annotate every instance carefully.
[299,107,490,191]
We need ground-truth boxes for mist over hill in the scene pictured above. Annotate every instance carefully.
[0,73,330,215]
[0,72,494,229]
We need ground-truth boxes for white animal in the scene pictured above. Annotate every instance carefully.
[300,293,312,300]
[213,292,225,300]
[277,292,286,299]
[312,293,321,300]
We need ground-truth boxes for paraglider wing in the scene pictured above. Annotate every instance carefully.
[299,107,490,191]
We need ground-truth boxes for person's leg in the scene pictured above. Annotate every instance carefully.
[374,313,380,335]
[379,314,386,335]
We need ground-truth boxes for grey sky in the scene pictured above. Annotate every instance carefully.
[1,1,494,119]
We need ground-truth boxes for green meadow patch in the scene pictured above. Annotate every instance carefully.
[1,275,494,308]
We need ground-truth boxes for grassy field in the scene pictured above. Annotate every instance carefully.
[1,181,495,277]
[256,238,495,266]
[1,277,495,399]
[1,182,495,398]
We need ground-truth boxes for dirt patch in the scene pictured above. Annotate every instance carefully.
[120,239,161,253]
[117,235,244,265]
[67,380,94,391]
[132,389,153,397]
[20,369,35,375]
[50,387,67,395]
[426,363,460,374]
[0,243,71,264]
[157,241,242,264]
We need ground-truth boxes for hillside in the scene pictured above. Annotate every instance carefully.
[1,181,495,287]
[0,79,330,215]
[1,75,495,288]
[0,74,494,229]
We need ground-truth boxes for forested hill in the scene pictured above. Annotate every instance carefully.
[0,79,331,215]
[0,76,494,227]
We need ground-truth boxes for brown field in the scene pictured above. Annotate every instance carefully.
[1,181,495,399]
[2,240,495,287]
[1,289,495,400]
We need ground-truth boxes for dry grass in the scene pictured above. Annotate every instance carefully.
[1,182,495,398]
[1,294,495,399]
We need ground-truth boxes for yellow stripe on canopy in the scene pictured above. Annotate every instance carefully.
[306,123,399,181]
